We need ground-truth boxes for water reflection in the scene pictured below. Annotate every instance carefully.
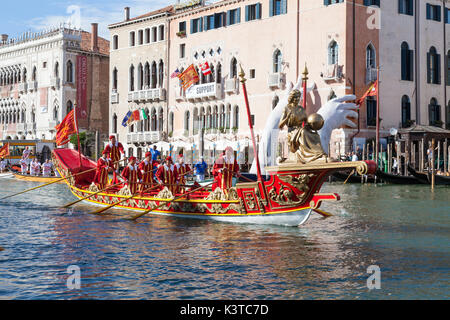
[0,179,448,299]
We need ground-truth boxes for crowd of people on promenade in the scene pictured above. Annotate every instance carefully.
[93,135,241,195]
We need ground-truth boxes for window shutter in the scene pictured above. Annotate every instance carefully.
[226,10,231,25]
[364,0,370,6]
[409,50,414,81]
[199,17,203,32]
[237,8,241,23]
[190,19,194,34]
[437,5,442,22]
[427,52,431,83]
[426,4,431,20]
[408,0,414,15]
[401,47,407,80]
[245,5,249,22]
[257,3,262,19]
[269,0,274,17]
[398,0,403,14]
[203,16,207,31]
[436,54,441,84]
[324,0,329,6]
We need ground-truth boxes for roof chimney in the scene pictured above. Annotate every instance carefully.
[124,7,130,21]
[1,34,8,44]
[91,23,99,52]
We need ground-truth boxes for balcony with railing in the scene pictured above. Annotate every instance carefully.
[185,83,222,102]
[16,123,26,132]
[322,64,343,82]
[127,131,161,145]
[268,73,285,89]
[225,78,239,94]
[127,88,167,103]
[111,92,119,104]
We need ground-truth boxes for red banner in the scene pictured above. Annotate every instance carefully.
[0,143,10,158]
[55,110,78,146]
[76,55,88,119]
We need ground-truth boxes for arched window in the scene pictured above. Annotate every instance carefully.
[427,46,440,84]
[366,96,377,127]
[137,63,143,90]
[129,65,135,91]
[193,107,199,134]
[144,108,150,131]
[151,108,157,131]
[54,62,59,78]
[158,60,164,88]
[230,58,238,78]
[328,41,339,65]
[32,66,37,81]
[226,104,231,129]
[138,30,144,45]
[233,106,239,129]
[66,61,73,83]
[66,101,73,114]
[151,62,157,88]
[209,64,215,83]
[112,68,118,90]
[53,103,59,121]
[219,104,225,128]
[184,111,190,133]
[22,68,27,82]
[401,95,411,128]
[206,106,212,129]
[429,98,441,127]
[112,35,118,50]
[169,112,174,134]
[216,63,222,84]
[112,113,117,133]
[200,107,206,129]
[144,62,150,88]
[31,108,36,123]
[151,27,157,42]
[401,42,414,81]
[213,105,218,129]
[158,108,163,132]
[145,29,150,44]
[366,44,376,69]
[273,49,282,73]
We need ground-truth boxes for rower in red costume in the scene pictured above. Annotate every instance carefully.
[155,156,178,195]
[175,154,191,193]
[93,151,112,190]
[138,152,156,192]
[121,156,142,194]
[103,135,125,182]
[212,146,239,192]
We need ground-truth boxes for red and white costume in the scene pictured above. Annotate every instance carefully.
[155,158,178,194]
[138,154,157,192]
[175,155,191,193]
[93,156,111,190]
[103,138,125,171]
[212,149,239,192]
[42,161,53,177]
[121,162,142,194]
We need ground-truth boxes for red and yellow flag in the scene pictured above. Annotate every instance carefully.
[356,80,378,106]
[0,143,10,158]
[55,110,78,146]
[178,64,199,90]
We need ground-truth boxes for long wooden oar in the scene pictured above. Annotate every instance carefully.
[130,181,215,221]
[343,170,355,184]
[0,158,125,201]
[313,208,333,218]
[62,182,123,208]
[89,184,161,215]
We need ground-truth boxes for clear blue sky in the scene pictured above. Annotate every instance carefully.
[0,0,173,39]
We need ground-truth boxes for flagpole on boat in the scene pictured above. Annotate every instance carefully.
[238,65,266,193]
[73,100,83,168]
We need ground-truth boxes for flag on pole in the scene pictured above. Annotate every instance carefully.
[178,64,199,90]
[122,111,132,127]
[55,110,78,146]
[356,80,378,106]
[0,143,10,158]
[132,109,140,121]
[170,68,181,79]
[200,62,212,76]
[141,108,148,120]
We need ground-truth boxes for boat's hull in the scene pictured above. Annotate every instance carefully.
[13,172,62,183]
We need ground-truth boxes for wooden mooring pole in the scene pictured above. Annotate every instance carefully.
[431,138,435,190]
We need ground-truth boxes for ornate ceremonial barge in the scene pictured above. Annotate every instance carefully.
[53,67,376,227]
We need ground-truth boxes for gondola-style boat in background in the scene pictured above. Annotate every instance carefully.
[52,149,376,226]
[408,165,450,186]
[375,170,423,185]
[332,171,376,184]
[8,164,62,183]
